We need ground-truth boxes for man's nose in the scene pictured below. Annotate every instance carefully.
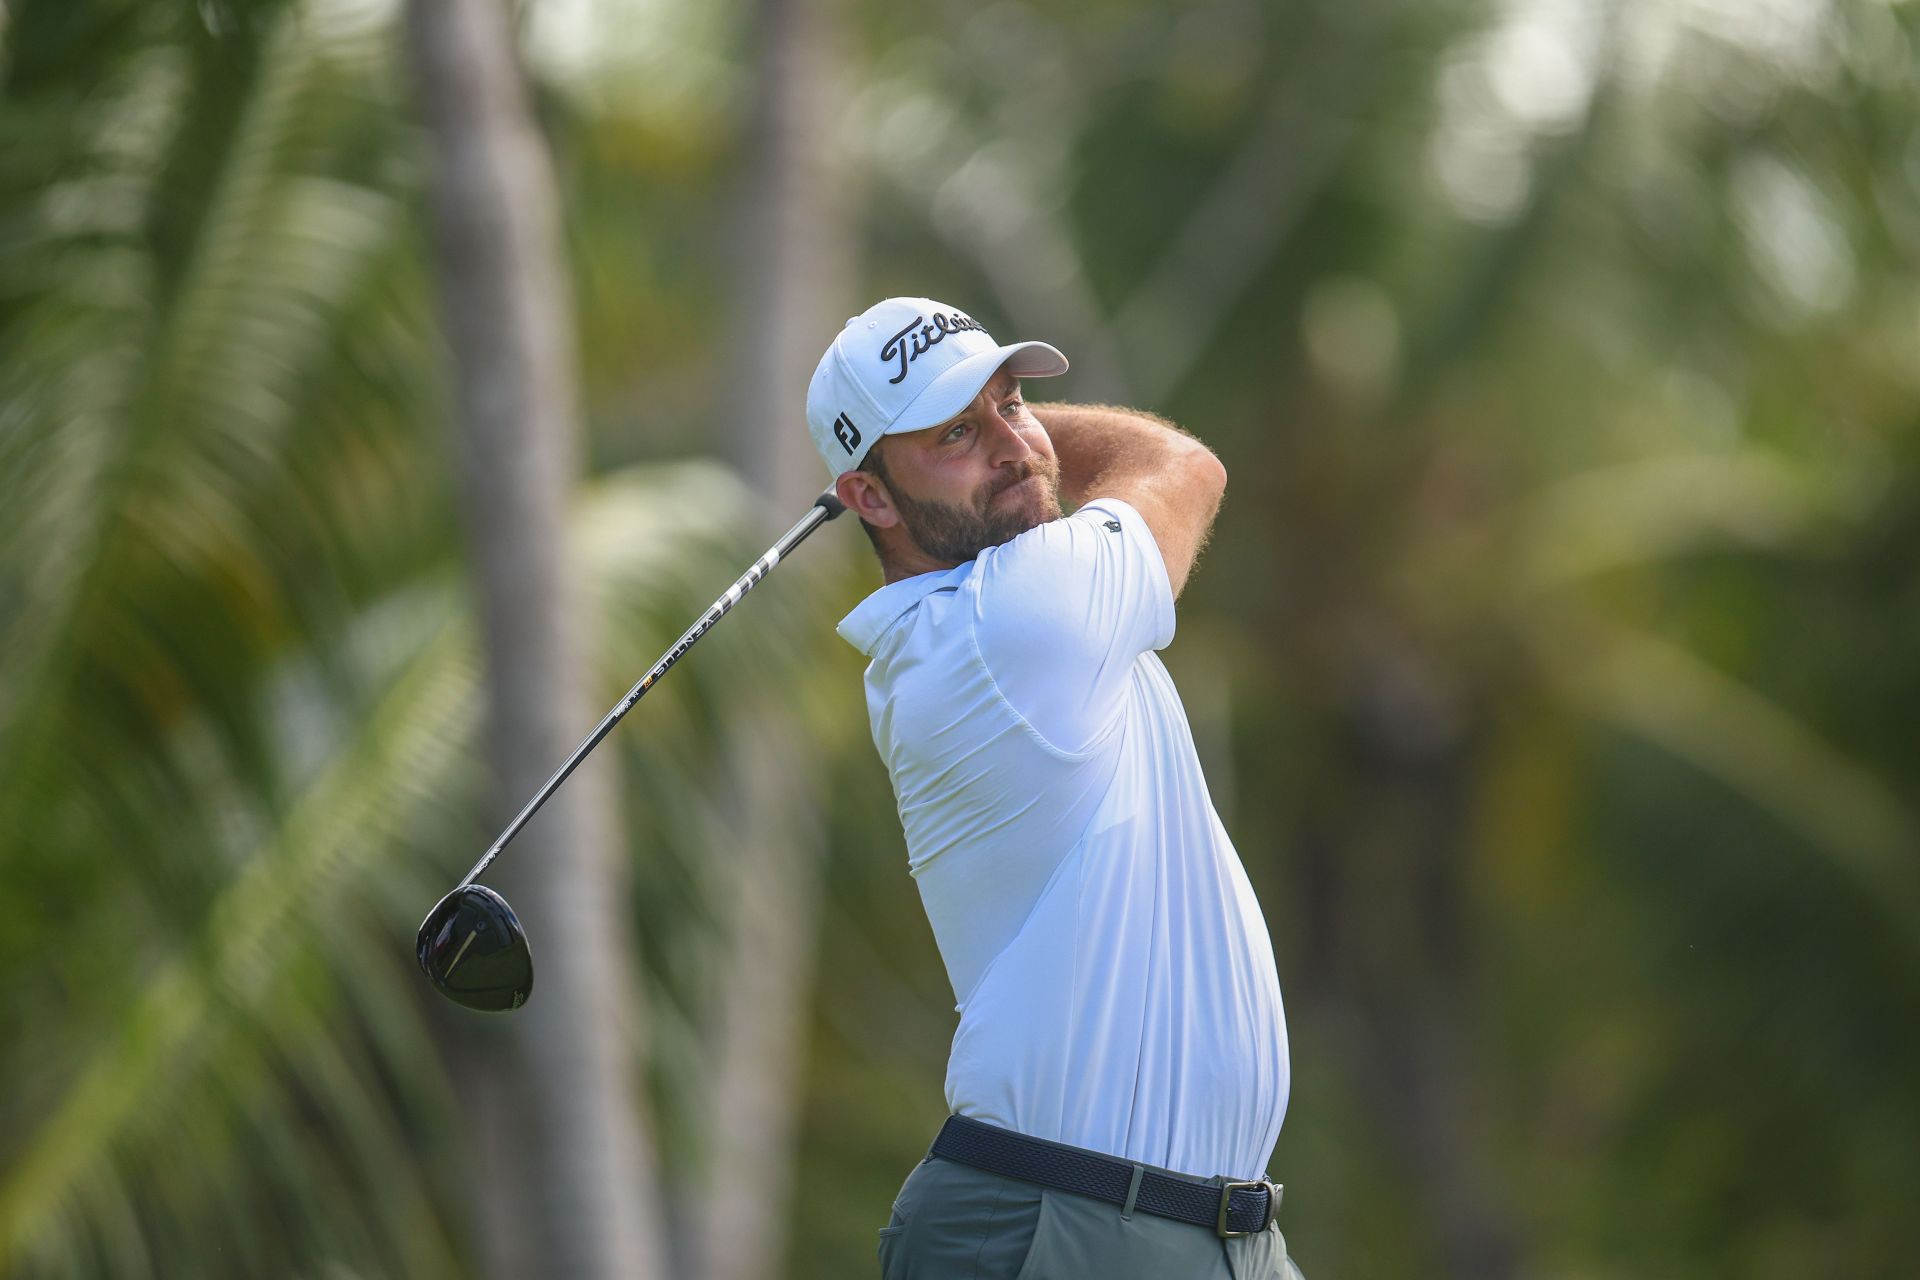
[984,409,1034,465]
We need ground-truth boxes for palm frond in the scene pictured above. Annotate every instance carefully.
[1532,615,1920,935]
[1511,450,1851,591]
[0,608,476,1272]
[0,0,402,843]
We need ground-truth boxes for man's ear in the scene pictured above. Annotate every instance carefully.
[835,466,900,530]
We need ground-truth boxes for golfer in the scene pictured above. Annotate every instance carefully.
[811,297,1300,1279]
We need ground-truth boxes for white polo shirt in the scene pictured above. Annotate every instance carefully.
[837,497,1288,1180]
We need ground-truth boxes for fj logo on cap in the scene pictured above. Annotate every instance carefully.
[880,311,986,385]
[833,412,862,455]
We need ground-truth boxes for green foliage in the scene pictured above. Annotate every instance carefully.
[0,0,850,1272]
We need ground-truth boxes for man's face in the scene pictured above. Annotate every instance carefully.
[874,371,1062,564]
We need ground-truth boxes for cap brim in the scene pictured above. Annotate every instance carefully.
[884,341,1070,437]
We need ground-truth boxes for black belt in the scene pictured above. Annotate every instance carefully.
[929,1115,1282,1239]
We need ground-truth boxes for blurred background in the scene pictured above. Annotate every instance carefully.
[3,0,1918,1276]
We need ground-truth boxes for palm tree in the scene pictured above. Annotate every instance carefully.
[688,2,858,1277]
[403,0,667,1275]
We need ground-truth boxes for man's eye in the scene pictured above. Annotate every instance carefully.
[944,423,970,443]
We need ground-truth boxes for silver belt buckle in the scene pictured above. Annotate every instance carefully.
[1215,1179,1281,1238]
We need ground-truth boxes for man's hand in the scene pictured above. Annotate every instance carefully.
[1034,403,1226,598]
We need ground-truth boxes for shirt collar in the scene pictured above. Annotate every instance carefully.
[836,561,974,656]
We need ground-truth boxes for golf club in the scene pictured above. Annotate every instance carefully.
[417,488,847,1011]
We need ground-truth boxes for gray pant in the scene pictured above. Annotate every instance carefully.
[876,1153,1306,1280]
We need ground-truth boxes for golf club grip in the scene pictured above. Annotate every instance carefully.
[454,490,845,889]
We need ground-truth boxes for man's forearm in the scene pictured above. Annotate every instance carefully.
[1033,402,1227,597]
[1036,403,1215,510]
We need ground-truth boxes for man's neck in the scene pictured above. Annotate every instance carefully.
[871,521,963,583]
[881,548,961,585]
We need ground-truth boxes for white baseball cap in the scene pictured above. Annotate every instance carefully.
[806,297,1069,477]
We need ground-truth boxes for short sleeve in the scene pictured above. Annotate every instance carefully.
[970,497,1176,753]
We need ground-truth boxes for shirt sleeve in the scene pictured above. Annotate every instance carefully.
[970,497,1176,753]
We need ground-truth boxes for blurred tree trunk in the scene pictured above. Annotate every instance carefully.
[1301,643,1522,1280]
[720,0,853,511]
[690,2,853,1279]
[403,3,668,1279]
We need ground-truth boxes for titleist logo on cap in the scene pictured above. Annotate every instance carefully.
[881,311,986,385]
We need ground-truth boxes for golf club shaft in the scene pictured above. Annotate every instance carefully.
[454,489,846,890]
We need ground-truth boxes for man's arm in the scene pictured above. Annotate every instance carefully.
[1035,403,1227,598]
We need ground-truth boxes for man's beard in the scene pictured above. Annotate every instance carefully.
[892,456,1063,564]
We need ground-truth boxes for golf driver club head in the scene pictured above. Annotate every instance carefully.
[416,884,533,1012]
